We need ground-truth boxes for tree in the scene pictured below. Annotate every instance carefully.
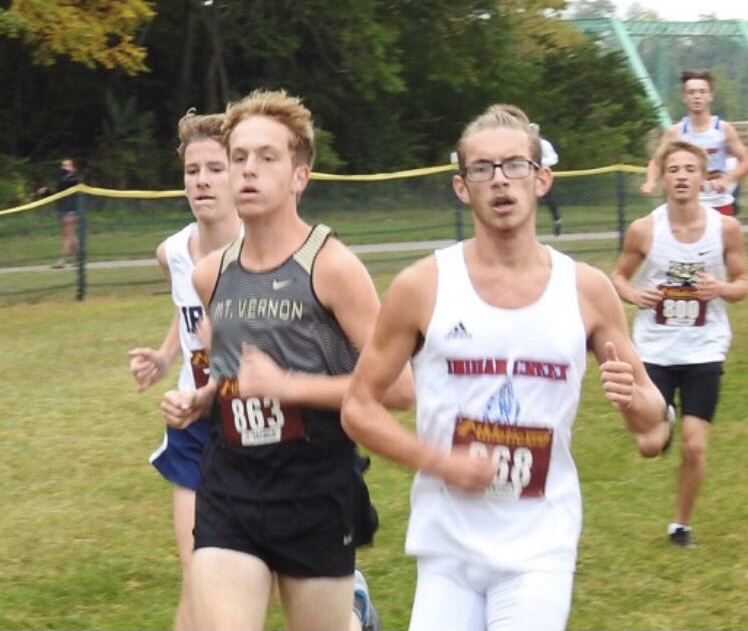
[0,0,155,75]
[87,93,163,188]
[527,41,658,168]
[565,0,617,19]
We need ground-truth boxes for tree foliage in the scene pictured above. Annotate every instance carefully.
[0,0,154,75]
[87,93,163,188]
[565,0,617,19]
[0,0,678,194]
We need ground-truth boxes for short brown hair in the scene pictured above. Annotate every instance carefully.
[222,88,315,168]
[680,69,714,90]
[176,108,225,161]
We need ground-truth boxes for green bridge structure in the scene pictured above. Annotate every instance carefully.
[571,18,748,130]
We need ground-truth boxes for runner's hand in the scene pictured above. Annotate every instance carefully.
[435,446,496,493]
[600,341,634,410]
[161,383,215,429]
[128,347,169,391]
[238,344,289,400]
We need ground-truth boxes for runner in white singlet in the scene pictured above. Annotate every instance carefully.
[343,103,671,631]
[614,139,747,548]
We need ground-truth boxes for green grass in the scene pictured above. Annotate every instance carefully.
[2,252,748,630]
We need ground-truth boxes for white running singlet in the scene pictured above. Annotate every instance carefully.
[164,222,210,391]
[408,242,587,574]
[680,116,733,207]
[633,204,731,365]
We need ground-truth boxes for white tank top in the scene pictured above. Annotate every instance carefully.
[164,223,210,391]
[680,116,732,207]
[408,243,587,573]
[633,204,731,364]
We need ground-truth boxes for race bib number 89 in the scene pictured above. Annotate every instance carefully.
[452,418,553,500]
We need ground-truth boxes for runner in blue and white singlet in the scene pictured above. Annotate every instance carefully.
[149,222,212,489]
[680,116,733,210]
[640,69,748,216]
[127,110,242,631]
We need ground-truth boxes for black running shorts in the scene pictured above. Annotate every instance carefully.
[644,361,723,422]
[193,487,356,577]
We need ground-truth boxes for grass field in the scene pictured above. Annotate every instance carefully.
[2,247,748,631]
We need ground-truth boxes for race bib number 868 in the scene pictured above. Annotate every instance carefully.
[452,418,553,500]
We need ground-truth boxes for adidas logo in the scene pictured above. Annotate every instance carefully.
[446,321,471,339]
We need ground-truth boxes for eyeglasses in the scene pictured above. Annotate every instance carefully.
[461,159,539,182]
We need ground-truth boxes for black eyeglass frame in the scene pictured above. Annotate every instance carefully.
[460,159,540,182]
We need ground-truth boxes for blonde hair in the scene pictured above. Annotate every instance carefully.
[655,140,708,176]
[222,88,315,168]
[176,108,225,161]
[456,103,541,168]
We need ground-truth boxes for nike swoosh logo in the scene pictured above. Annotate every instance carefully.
[698,251,709,256]
[272,278,294,290]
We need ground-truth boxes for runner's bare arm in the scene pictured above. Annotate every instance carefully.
[342,258,494,493]
[127,241,180,391]
[640,125,679,194]
[611,216,663,309]
[241,238,414,411]
[579,263,667,438]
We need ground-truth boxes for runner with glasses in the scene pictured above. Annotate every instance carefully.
[461,159,539,181]
[342,102,671,631]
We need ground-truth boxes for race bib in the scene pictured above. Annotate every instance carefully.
[452,417,553,499]
[190,349,211,388]
[655,284,706,327]
[217,378,305,447]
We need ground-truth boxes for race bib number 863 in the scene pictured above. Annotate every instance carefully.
[217,378,304,447]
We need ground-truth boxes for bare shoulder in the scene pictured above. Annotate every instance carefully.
[576,260,614,296]
[312,236,373,299]
[315,235,370,280]
[721,212,743,233]
[576,261,620,313]
[721,119,738,134]
[663,124,681,141]
[575,260,628,340]
[721,213,746,247]
[381,254,438,328]
[623,214,653,244]
[194,247,223,276]
[389,254,437,296]
[192,248,223,302]
[155,240,169,275]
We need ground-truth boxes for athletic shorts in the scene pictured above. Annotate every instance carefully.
[194,488,356,577]
[644,361,723,422]
[149,418,211,490]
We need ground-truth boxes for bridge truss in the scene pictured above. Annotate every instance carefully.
[571,18,748,129]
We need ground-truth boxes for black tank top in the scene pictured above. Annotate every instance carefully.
[203,224,358,500]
